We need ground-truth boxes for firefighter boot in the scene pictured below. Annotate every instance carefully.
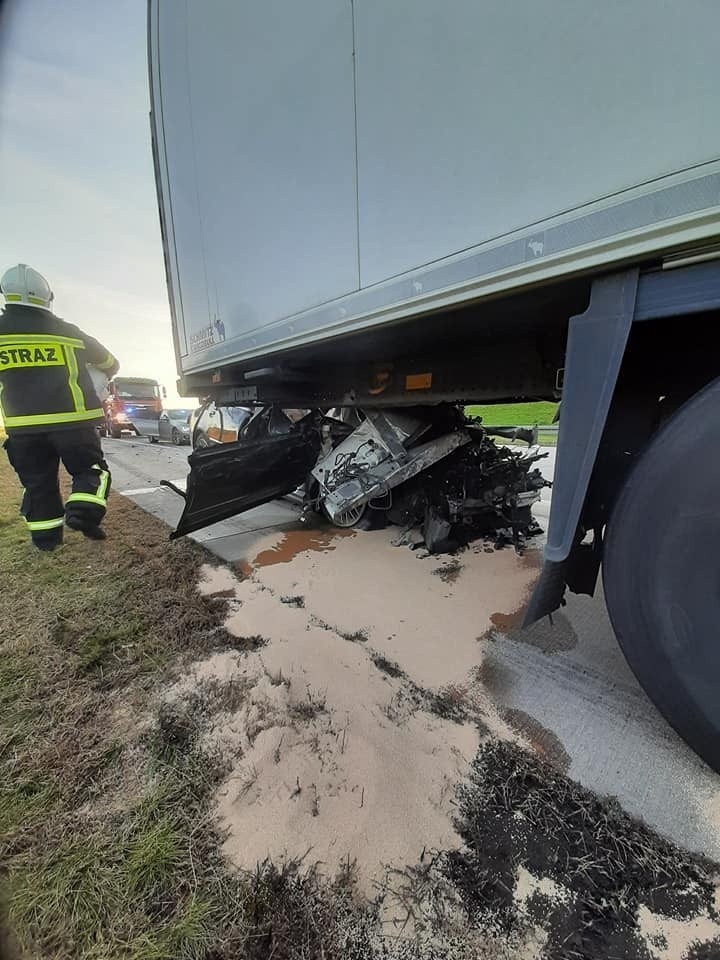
[65,515,107,539]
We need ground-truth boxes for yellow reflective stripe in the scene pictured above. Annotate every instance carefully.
[95,352,116,372]
[66,492,106,508]
[92,464,110,502]
[0,342,65,370]
[3,408,103,428]
[25,517,64,531]
[1,294,47,306]
[63,345,86,413]
[0,333,84,348]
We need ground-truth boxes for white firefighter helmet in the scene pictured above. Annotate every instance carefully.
[0,263,54,310]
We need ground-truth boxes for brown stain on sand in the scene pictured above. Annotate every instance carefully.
[253,527,355,569]
[503,707,571,773]
[485,549,581,653]
[490,602,579,655]
[519,547,544,574]
[486,547,544,636]
[491,609,524,632]
[231,560,254,580]
[475,656,514,699]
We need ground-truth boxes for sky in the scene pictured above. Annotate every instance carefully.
[0,0,188,403]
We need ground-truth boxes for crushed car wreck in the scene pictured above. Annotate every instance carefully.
[165,404,549,551]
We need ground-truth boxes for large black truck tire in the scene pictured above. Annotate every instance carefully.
[603,376,720,773]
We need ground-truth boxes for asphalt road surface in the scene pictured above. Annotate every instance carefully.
[104,435,720,860]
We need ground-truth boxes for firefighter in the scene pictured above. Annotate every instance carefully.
[0,264,120,551]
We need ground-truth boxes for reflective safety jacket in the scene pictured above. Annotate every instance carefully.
[0,304,119,434]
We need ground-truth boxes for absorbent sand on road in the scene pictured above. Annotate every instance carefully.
[157,524,720,958]
[83,441,720,958]
[190,527,540,893]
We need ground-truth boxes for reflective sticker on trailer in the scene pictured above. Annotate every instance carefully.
[405,372,433,391]
[0,342,66,369]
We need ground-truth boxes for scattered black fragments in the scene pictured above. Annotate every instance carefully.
[370,654,406,679]
[280,596,306,608]
[446,740,718,960]
[432,559,463,584]
[386,419,548,554]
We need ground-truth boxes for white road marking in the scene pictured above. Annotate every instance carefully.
[119,479,187,497]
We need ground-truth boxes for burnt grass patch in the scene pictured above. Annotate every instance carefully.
[383,675,473,728]
[288,687,328,723]
[280,595,305,608]
[338,628,369,644]
[432,558,463,584]
[225,633,268,652]
[687,939,720,959]
[152,700,199,758]
[426,686,470,723]
[371,654,406,679]
[446,739,719,960]
[410,679,471,725]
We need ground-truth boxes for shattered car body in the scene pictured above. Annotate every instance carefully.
[168,404,549,549]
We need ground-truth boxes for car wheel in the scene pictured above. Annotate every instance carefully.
[323,502,367,528]
[171,428,181,445]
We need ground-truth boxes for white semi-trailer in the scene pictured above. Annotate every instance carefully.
[149,0,720,772]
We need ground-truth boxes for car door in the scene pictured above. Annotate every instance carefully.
[158,412,171,441]
[169,410,321,538]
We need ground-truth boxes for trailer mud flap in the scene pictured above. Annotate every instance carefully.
[167,428,321,539]
[524,269,638,624]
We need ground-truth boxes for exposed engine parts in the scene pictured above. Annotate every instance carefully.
[304,406,549,553]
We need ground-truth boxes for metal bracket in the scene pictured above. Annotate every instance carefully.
[160,479,186,500]
[323,430,471,523]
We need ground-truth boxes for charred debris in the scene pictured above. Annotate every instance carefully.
[306,405,549,553]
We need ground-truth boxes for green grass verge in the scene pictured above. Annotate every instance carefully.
[0,459,236,958]
[465,401,558,426]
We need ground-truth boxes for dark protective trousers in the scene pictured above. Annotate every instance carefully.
[4,427,111,548]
